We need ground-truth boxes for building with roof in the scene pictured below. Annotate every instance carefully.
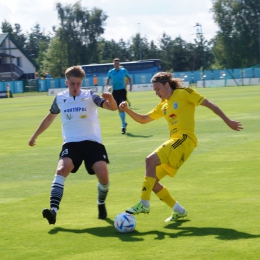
[0,33,39,81]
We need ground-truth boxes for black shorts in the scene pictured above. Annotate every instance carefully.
[59,140,109,175]
[112,88,127,106]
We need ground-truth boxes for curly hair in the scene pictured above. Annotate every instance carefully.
[151,72,183,90]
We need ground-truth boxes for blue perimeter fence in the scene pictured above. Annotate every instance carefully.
[2,67,260,94]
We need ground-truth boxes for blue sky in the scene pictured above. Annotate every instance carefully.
[0,0,219,44]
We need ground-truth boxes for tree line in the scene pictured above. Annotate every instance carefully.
[1,0,260,78]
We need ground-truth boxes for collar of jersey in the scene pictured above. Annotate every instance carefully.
[68,90,82,97]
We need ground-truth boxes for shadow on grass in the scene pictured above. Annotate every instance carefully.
[126,133,153,138]
[164,220,260,240]
[49,218,144,242]
[48,218,260,242]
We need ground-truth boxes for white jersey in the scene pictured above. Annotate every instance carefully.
[50,89,105,144]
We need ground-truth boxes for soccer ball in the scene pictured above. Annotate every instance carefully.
[114,212,136,233]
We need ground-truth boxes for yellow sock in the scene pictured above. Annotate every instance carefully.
[155,186,176,208]
[141,176,156,200]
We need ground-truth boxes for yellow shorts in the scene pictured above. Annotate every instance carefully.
[155,134,195,180]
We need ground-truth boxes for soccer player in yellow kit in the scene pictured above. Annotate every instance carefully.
[119,72,243,222]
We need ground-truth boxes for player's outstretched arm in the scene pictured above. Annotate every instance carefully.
[28,112,58,146]
[119,101,153,124]
[200,99,243,131]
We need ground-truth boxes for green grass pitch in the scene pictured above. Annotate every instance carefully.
[0,86,260,260]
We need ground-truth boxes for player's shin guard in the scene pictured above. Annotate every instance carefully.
[50,175,65,211]
[97,181,110,204]
[155,186,176,208]
[141,176,156,201]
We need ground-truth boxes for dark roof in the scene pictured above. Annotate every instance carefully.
[0,34,8,45]
[0,33,39,69]
[0,52,15,58]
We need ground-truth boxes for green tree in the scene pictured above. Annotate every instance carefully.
[98,38,131,63]
[117,39,131,61]
[158,33,175,71]
[55,1,107,66]
[13,24,27,48]
[98,39,114,62]
[1,20,13,33]
[25,23,51,59]
[171,37,194,72]
[1,21,26,48]
[129,33,143,60]
[211,0,260,68]
[41,37,68,78]
[148,40,160,59]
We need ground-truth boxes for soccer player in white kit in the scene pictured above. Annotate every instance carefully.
[29,66,117,225]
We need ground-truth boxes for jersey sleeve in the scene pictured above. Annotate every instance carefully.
[106,70,111,79]
[184,87,205,106]
[147,101,164,120]
[91,91,105,107]
[49,96,60,114]
[124,68,130,78]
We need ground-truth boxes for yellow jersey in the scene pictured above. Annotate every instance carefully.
[147,87,205,146]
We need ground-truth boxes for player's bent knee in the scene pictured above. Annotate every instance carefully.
[56,168,71,177]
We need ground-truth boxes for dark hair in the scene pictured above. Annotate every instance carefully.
[151,72,183,90]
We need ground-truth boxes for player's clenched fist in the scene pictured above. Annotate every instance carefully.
[102,92,113,100]
[119,101,128,111]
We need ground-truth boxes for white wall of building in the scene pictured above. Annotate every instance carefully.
[3,36,36,74]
